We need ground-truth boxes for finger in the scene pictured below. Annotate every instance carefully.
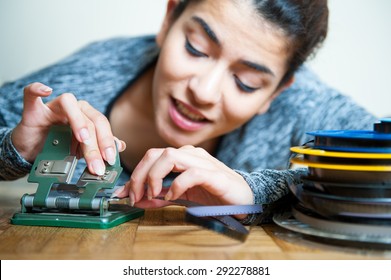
[180,144,195,150]
[111,181,136,206]
[164,168,208,201]
[134,198,172,209]
[130,148,165,202]
[133,188,172,208]
[46,94,108,175]
[170,167,253,206]
[23,82,53,106]
[146,147,207,200]
[168,165,236,201]
[144,147,187,199]
[46,93,92,145]
[81,118,107,175]
[79,100,117,165]
[111,185,126,198]
[22,82,53,122]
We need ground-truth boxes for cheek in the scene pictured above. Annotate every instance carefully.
[221,99,261,128]
[153,49,183,103]
[156,40,192,83]
[223,91,270,120]
[153,45,191,116]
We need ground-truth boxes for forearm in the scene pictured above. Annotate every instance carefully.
[0,128,32,180]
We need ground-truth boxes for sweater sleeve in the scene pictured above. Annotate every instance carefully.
[236,168,307,205]
[235,168,307,224]
[0,128,32,180]
[0,75,34,180]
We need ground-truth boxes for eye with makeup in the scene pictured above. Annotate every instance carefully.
[185,37,208,58]
[234,75,260,93]
[185,36,260,93]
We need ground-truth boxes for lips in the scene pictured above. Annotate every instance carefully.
[169,98,209,131]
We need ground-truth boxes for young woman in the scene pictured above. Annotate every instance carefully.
[0,0,376,221]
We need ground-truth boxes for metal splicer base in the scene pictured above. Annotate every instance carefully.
[11,125,144,229]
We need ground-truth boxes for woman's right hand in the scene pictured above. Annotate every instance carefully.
[11,82,125,175]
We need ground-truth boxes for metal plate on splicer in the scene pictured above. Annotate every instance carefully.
[77,169,118,185]
[35,156,77,183]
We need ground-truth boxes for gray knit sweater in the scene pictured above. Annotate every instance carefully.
[0,35,377,207]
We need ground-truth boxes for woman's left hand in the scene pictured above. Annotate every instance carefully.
[113,145,253,208]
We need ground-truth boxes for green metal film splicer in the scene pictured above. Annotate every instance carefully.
[11,125,144,229]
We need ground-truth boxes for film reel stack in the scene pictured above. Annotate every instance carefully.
[274,119,391,248]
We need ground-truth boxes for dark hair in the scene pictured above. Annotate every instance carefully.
[172,0,329,88]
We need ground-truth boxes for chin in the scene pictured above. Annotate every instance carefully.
[159,126,201,148]
[164,132,195,147]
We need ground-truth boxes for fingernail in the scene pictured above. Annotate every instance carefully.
[147,188,153,200]
[39,85,52,92]
[79,128,91,145]
[129,189,135,207]
[105,147,116,165]
[111,185,125,198]
[165,190,173,201]
[114,138,126,152]
[120,140,127,151]
[91,159,105,176]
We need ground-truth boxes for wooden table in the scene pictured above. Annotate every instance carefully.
[1,177,391,260]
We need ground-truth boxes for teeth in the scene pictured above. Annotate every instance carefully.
[175,100,205,122]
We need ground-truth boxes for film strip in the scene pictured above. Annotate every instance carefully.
[167,199,263,242]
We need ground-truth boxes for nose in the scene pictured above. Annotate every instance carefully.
[188,62,224,105]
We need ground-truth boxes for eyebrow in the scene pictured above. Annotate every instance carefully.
[192,16,220,45]
[241,60,275,77]
[192,16,275,77]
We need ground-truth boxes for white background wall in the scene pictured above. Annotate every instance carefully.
[0,0,390,117]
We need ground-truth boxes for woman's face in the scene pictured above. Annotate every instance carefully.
[152,0,291,147]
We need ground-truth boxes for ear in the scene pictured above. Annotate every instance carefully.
[257,76,295,115]
[156,0,181,47]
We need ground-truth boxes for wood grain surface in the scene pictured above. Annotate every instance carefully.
[1,177,391,260]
